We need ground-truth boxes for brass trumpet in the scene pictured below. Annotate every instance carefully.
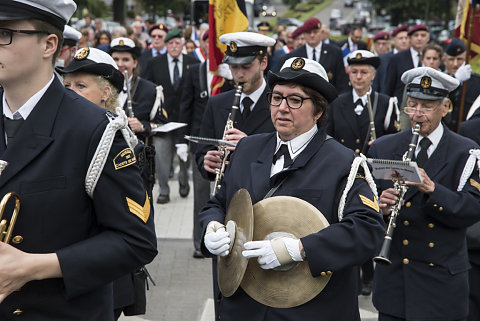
[0,161,20,244]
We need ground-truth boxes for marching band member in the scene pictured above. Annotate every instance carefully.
[0,1,157,320]
[199,57,385,321]
[369,67,480,321]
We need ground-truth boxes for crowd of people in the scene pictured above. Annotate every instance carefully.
[0,0,480,320]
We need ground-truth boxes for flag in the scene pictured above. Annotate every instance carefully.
[190,26,200,47]
[455,0,480,60]
[341,43,351,67]
[208,0,248,96]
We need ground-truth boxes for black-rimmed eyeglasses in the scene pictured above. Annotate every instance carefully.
[0,28,49,46]
[267,92,312,109]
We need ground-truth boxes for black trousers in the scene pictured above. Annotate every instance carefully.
[379,312,467,321]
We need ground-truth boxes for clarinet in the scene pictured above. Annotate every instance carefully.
[124,70,134,118]
[211,83,243,196]
[373,123,421,265]
[366,93,376,142]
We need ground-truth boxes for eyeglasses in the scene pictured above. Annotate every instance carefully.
[404,105,438,115]
[151,34,164,39]
[0,28,49,46]
[267,92,311,109]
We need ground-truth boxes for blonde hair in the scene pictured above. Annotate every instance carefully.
[92,75,119,113]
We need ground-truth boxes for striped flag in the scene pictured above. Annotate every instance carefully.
[455,0,480,61]
[208,0,249,96]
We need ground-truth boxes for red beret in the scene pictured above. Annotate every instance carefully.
[373,31,390,42]
[291,26,304,39]
[391,24,408,37]
[408,24,428,36]
[149,23,169,36]
[302,17,322,33]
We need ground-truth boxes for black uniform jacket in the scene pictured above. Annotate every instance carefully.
[199,127,385,321]
[446,73,480,131]
[196,86,275,180]
[143,53,199,123]
[327,91,398,154]
[369,127,480,320]
[276,44,349,93]
[123,76,165,142]
[383,49,414,104]
[0,79,158,321]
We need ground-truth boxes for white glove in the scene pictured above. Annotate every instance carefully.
[242,237,303,270]
[455,63,472,83]
[217,63,233,80]
[175,143,189,162]
[204,221,231,256]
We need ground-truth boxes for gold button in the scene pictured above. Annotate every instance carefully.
[429,263,435,267]
[320,272,326,276]
[403,258,409,264]
[428,223,434,228]
[12,309,23,316]
[12,236,23,244]
[439,207,443,211]
[327,270,332,275]
[403,220,409,226]
[428,242,435,248]
[341,139,345,143]
[433,203,438,207]
[355,149,360,154]
[405,201,411,208]
[356,138,360,144]
[403,239,409,246]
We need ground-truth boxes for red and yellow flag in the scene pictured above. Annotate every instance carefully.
[455,0,480,62]
[208,0,249,95]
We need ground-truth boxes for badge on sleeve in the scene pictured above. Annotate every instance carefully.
[126,192,150,223]
[358,194,379,212]
[113,148,137,170]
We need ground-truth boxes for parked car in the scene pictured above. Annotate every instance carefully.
[344,0,354,7]
[277,17,303,27]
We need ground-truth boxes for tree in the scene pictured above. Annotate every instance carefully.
[371,0,455,27]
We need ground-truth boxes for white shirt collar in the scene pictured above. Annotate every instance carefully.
[305,42,322,59]
[271,125,318,176]
[415,123,444,157]
[3,75,54,120]
[167,53,182,63]
[352,87,372,105]
[240,78,266,112]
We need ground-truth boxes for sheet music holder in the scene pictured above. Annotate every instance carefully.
[367,158,423,183]
[151,122,187,133]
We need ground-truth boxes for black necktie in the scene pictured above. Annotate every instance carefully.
[416,138,432,167]
[273,144,293,169]
[4,114,24,144]
[312,48,317,62]
[242,97,253,121]
[173,58,180,90]
[417,53,422,67]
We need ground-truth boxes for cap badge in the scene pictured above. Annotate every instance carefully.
[420,76,432,89]
[384,35,388,39]
[230,41,238,53]
[457,47,461,53]
[119,39,124,46]
[291,57,305,70]
[74,48,90,60]
[356,52,362,59]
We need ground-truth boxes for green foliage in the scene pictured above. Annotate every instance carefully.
[75,0,111,18]
[370,0,453,26]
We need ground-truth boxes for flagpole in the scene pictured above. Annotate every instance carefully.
[457,3,479,132]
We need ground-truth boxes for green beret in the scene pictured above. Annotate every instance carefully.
[164,28,183,43]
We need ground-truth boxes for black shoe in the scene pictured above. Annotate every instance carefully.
[179,183,190,198]
[193,249,204,258]
[156,194,170,204]
[361,281,372,296]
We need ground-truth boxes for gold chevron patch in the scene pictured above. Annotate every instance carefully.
[470,178,480,192]
[126,192,150,223]
[359,194,379,212]
[162,108,168,119]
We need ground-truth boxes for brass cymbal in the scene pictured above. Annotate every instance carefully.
[241,196,331,308]
[218,189,254,297]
